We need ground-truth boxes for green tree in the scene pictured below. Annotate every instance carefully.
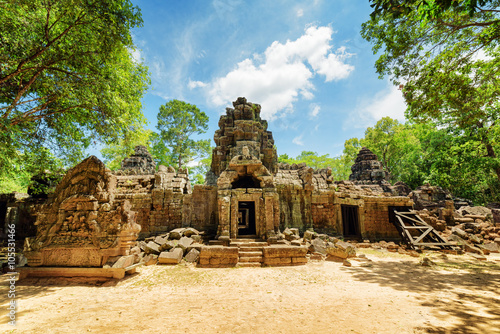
[156,100,210,169]
[363,117,402,176]
[0,0,150,191]
[362,0,500,183]
[189,148,213,185]
[101,126,155,170]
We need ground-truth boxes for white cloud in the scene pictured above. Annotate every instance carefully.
[345,82,407,129]
[188,80,208,89]
[197,25,354,120]
[130,48,141,63]
[297,8,304,17]
[292,135,304,146]
[309,103,320,118]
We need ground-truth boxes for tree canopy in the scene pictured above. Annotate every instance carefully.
[362,0,500,186]
[156,100,211,170]
[0,0,150,192]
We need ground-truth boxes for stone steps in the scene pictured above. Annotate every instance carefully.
[239,251,262,257]
[232,239,265,267]
[237,262,262,268]
[230,241,268,247]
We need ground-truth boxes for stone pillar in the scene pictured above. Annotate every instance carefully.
[217,193,231,240]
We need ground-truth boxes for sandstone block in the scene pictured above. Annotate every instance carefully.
[177,236,194,252]
[145,241,161,255]
[479,242,499,253]
[154,235,168,246]
[451,227,468,240]
[303,230,314,241]
[309,238,327,255]
[183,227,200,237]
[158,248,183,264]
[326,241,356,259]
[184,249,200,263]
[169,228,186,240]
[112,255,135,269]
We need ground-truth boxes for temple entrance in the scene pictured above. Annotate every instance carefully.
[238,201,256,236]
[341,205,360,238]
[232,175,261,189]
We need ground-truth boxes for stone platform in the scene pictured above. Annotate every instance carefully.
[198,239,308,268]
[17,263,142,280]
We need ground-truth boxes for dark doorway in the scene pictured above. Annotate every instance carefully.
[238,201,256,235]
[341,205,360,238]
[232,175,260,189]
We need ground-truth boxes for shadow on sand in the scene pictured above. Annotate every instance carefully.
[343,257,500,333]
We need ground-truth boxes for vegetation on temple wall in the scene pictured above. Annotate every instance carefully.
[0,0,150,192]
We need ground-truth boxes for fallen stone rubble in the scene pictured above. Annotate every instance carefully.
[103,227,204,268]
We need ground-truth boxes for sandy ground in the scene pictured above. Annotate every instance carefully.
[1,249,499,334]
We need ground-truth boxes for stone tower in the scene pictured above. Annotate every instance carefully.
[207,97,280,241]
[120,145,156,175]
[349,147,388,182]
[206,97,278,185]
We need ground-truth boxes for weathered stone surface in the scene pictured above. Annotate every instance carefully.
[169,228,186,240]
[145,241,161,255]
[158,248,183,264]
[452,227,469,240]
[141,254,158,266]
[184,249,200,263]
[326,241,356,259]
[160,240,177,251]
[349,147,387,182]
[112,255,135,269]
[303,230,315,241]
[309,238,327,255]
[183,227,199,237]
[154,235,168,246]
[22,156,141,268]
[480,242,499,253]
[198,246,238,267]
[177,236,194,251]
[119,145,156,175]
[463,243,483,255]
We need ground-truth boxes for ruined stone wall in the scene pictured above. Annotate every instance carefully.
[275,164,335,234]
[311,192,337,235]
[24,156,141,267]
[362,196,413,240]
[0,193,43,240]
[183,185,218,235]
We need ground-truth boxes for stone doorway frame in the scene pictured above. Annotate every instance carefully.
[230,190,262,239]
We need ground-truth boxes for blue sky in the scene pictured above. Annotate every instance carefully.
[122,0,406,160]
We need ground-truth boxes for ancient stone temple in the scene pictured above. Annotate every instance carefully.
[2,97,416,270]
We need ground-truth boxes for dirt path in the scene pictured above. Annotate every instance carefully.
[1,250,499,334]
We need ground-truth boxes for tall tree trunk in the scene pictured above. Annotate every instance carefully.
[484,141,500,183]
